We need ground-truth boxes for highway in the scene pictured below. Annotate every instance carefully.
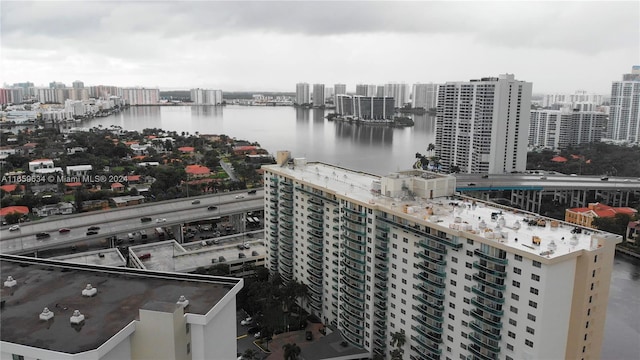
[454,173,640,191]
[0,190,264,254]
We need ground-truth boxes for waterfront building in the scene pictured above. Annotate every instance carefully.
[313,84,325,107]
[412,83,439,110]
[262,156,621,360]
[190,88,223,105]
[335,95,395,120]
[565,202,638,229]
[0,254,243,360]
[356,84,377,97]
[436,74,532,174]
[541,91,606,109]
[334,84,347,96]
[72,80,85,89]
[376,86,385,97]
[0,88,25,105]
[529,109,606,150]
[607,66,640,143]
[384,83,410,108]
[49,81,66,89]
[121,88,160,106]
[296,83,311,105]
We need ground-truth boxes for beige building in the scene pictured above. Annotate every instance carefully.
[262,154,621,360]
[0,254,243,360]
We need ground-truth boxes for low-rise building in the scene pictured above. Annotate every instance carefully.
[565,202,638,228]
[28,158,54,172]
[33,202,74,217]
[66,164,92,177]
[110,195,145,207]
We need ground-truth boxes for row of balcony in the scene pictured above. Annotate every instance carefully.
[468,331,501,354]
[416,250,446,265]
[471,297,503,316]
[413,293,444,311]
[412,304,443,323]
[474,249,508,265]
[416,272,446,288]
[410,335,442,356]
[473,261,507,278]
[376,216,463,249]
[412,324,442,344]
[470,309,502,330]
[412,315,443,335]
[472,273,506,291]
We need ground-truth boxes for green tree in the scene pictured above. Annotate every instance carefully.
[282,343,301,360]
[389,331,406,360]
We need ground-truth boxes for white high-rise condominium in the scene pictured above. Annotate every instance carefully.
[313,83,325,107]
[607,66,640,143]
[296,83,311,105]
[530,110,606,150]
[190,88,223,105]
[435,74,532,174]
[384,83,409,108]
[356,84,377,97]
[263,156,620,360]
[334,84,347,96]
[412,83,439,110]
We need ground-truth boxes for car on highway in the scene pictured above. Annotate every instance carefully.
[156,218,167,223]
[58,228,71,233]
[240,317,252,326]
[467,183,476,186]
[88,226,100,231]
[235,195,244,199]
[600,177,609,181]
[191,200,201,204]
[247,189,257,194]
[8,225,20,231]
[86,230,99,236]
[141,217,152,223]
[35,232,50,239]
[207,206,218,210]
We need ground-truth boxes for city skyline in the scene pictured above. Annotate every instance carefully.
[2,1,638,94]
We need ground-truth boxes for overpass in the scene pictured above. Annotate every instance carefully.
[454,173,640,213]
[0,190,264,255]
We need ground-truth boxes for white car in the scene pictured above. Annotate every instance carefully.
[8,225,20,231]
[240,317,252,326]
[235,195,244,199]
[156,218,167,223]
[254,331,261,338]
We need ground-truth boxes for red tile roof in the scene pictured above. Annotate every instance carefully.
[568,203,638,218]
[0,206,29,216]
[65,182,83,187]
[551,156,568,163]
[178,146,195,153]
[0,184,23,193]
[185,164,211,175]
[127,175,141,182]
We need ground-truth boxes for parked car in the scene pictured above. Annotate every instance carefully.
[35,232,50,239]
[207,206,218,210]
[241,317,252,326]
[86,230,99,236]
[306,331,313,341]
[247,326,260,334]
[88,226,100,231]
[140,230,147,239]
[141,217,152,223]
[58,228,71,233]
[191,200,201,204]
[8,225,20,231]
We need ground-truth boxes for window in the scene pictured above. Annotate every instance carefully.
[449,314,455,320]
[507,345,514,352]
[527,313,537,322]
[462,332,468,338]
[451,268,457,275]
[448,324,454,331]
[449,302,456,309]
[531,274,540,281]
[466,250,473,256]
[512,280,520,288]
[511,293,519,301]
[515,254,522,261]
[464,286,471,292]
[467,239,474,245]
[461,320,468,327]
[463,309,469,315]
[530,287,539,295]
[526,326,535,335]
[465,274,472,280]
[12,355,24,360]
[450,280,457,286]
[186,323,190,334]
[402,289,407,295]
[525,339,534,347]
[187,343,191,354]
[508,331,515,339]
[592,270,596,278]
[587,308,591,316]
[529,300,537,309]
[464,298,470,304]
[594,255,598,263]
[392,244,398,249]
[510,306,518,314]
[509,318,517,326]
[449,291,456,298]
[533,260,541,268]
[466,262,472,269]
[584,334,588,341]
[452,257,458,263]
[513,267,521,275]
[402,279,407,284]
[586,321,590,328]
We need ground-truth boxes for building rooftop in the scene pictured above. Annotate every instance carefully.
[0,254,239,354]
[264,161,622,261]
[52,248,126,267]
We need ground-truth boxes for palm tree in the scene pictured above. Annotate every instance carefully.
[390,331,406,360]
[282,342,301,360]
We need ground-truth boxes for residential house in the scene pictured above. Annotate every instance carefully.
[565,202,638,228]
[34,202,74,217]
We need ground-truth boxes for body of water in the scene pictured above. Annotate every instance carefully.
[81,105,638,358]
[81,105,435,176]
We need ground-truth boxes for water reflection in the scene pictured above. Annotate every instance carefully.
[191,105,223,118]
[312,108,325,123]
[334,121,393,146]
[295,107,310,123]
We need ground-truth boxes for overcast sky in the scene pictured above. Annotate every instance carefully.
[2,0,638,94]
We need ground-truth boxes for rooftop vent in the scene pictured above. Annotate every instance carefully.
[177,295,189,308]
[4,276,17,288]
[82,284,97,297]
[548,240,558,252]
[570,234,579,246]
[39,307,54,321]
[70,310,85,324]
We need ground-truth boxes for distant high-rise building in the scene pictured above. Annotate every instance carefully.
[436,74,532,174]
[313,84,325,107]
[295,83,311,105]
[190,88,223,105]
[376,85,385,97]
[384,83,409,108]
[121,88,160,105]
[355,84,377,97]
[49,81,66,89]
[608,66,640,143]
[335,95,394,120]
[263,158,621,360]
[72,80,84,89]
[530,109,605,150]
[0,87,25,105]
[541,91,605,109]
[334,84,347,96]
[324,87,334,102]
[412,83,439,110]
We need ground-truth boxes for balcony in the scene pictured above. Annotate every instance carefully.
[374,301,386,311]
[471,298,504,316]
[308,243,323,256]
[417,240,447,254]
[471,286,504,304]
[341,277,365,293]
[340,299,364,315]
[413,315,443,334]
[308,205,324,215]
[342,251,366,265]
[374,272,388,282]
[375,262,388,272]
[416,251,446,265]
[416,273,445,288]
[416,262,446,277]
[413,293,444,311]
[340,260,365,273]
[468,343,499,360]
[308,197,323,207]
[343,207,365,216]
[469,321,502,341]
[468,332,501,353]
[308,229,323,239]
[410,335,442,356]
[412,304,443,322]
[474,249,508,265]
[472,274,506,290]
[473,261,507,277]
[340,269,364,283]
[374,253,388,262]
[470,309,502,330]
[343,241,365,255]
[374,282,388,292]
[412,324,442,344]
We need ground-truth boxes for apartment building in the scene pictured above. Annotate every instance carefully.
[436,74,532,174]
[334,84,347,96]
[190,88,223,105]
[121,88,160,105]
[412,83,439,111]
[262,155,621,360]
[335,95,395,120]
[608,66,640,143]
[384,83,410,108]
[529,109,606,150]
[313,84,326,107]
[0,254,243,360]
[355,84,377,97]
[296,83,311,105]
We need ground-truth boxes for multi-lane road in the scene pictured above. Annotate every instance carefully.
[454,173,640,191]
[0,190,264,254]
